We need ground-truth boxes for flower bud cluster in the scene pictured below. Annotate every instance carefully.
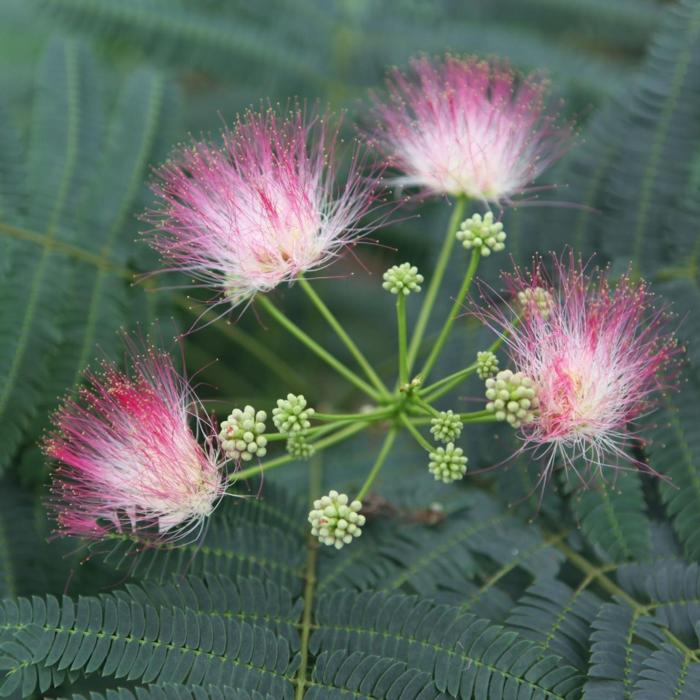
[456,212,506,255]
[428,443,468,483]
[287,434,315,459]
[518,287,554,319]
[430,410,463,443]
[309,490,365,548]
[382,263,424,295]
[219,406,267,461]
[485,370,538,427]
[475,350,499,380]
[272,394,315,433]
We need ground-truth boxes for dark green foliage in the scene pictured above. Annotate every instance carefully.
[64,686,275,700]
[570,471,651,563]
[3,1,700,698]
[0,36,180,478]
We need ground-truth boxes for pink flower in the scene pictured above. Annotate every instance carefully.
[482,256,677,480]
[43,344,226,542]
[370,55,570,203]
[145,108,380,309]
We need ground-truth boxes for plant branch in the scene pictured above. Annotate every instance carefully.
[356,428,397,501]
[257,295,381,400]
[298,275,388,395]
[420,248,480,380]
[406,196,466,373]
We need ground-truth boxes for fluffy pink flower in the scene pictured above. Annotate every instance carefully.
[482,256,677,480]
[43,345,226,541]
[371,55,570,203]
[145,108,380,309]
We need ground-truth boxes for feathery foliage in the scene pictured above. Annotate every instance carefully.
[3,1,700,698]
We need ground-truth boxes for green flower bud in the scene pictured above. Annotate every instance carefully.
[456,211,506,256]
[383,262,424,295]
[272,393,315,433]
[309,490,365,548]
[430,410,463,443]
[219,406,267,462]
[287,434,315,460]
[517,287,554,319]
[428,443,468,483]
[476,350,499,380]
[485,370,539,428]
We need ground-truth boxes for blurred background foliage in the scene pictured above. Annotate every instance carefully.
[4,1,700,698]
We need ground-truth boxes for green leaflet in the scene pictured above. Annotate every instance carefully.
[0,38,181,476]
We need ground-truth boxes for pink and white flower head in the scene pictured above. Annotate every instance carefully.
[43,344,226,542]
[146,108,380,310]
[370,55,570,203]
[482,255,677,482]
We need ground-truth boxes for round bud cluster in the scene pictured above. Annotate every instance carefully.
[517,287,554,319]
[485,370,539,427]
[287,434,315,460]
[430,410,463,443]
[382,263,424,295]
[272,394,315,433]
[456,212,506,256]
[309,490,365,549]
[219,406,268,461]
[428,443,468,483]
[475,350,499,380]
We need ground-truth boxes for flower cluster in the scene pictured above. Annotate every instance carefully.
[219,406,267,461]
[484,256,677,476]
[39,53,679,558]
[371,55,569,202]
[428,443,468,483]
[272,394,315,433]
[485,370,539,428]
[430,410,463,443]
[43,346,225,541]
[456,212,506,256]
[475,350,499,380]
[383,263,424,295]
[146,109,379,309]
[309,491,365,548]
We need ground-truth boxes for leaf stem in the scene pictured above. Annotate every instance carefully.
[406,196,466,373]
[420,248,480,381]
[257,295,381,401]
[297,275,388,396]
[356,428,397,501]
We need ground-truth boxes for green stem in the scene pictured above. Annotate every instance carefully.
[421,323,514,403]
[257,295,380,400]
[420,249,480,381]
[400,413,434,452]
[264,423,338,442]
[313,407,395,422]
[396,294,408,385]
[460,411,497,424]
[356,428,397,501]
[298,275,388,395]
[232,421,370,482]
[422,364,476,402]
[406,196,467,373]
[411,395,441,418]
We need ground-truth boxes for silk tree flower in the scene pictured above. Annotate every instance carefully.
[370,55,570,203]
[43,345,226,542]
[481,256,677,481]
[145,108,380,310]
